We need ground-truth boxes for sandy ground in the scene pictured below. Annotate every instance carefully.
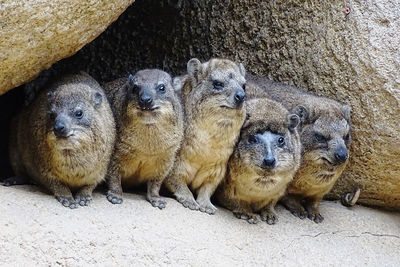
[0,185,399,266]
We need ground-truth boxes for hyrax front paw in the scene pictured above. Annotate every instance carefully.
[199,203,217,215]
[260,212,278,225]
[177,196,199,210]
[148,196,167,209]
[289,208,307,219]
[283,201,307,219]
[3,176,31,186]
[233,212,259,224]
[56,196,77,209]
[307,210,324,223]
[106,191,123,204]
[75,194,93,206]
[197,199,217,215]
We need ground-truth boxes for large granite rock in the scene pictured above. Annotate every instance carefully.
[0,0,135,94]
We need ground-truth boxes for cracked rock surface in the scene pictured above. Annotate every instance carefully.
[1,185,399,265]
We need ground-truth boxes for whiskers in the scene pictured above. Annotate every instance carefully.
[316,173,335,183]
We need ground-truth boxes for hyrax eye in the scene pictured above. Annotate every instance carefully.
[242,83,246,91]
[248,135,258,144]
[74,109,83,119]
[213,80,224,90]
[315,133,326,142]
[157,84,166,93]
[49,112,56,120]
[344,133,350,142]
[132,84,140,92]
[277,136,285,146]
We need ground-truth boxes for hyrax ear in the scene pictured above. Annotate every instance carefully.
[238,63,246,77]
[288,114,300,132]
[187,58,202,82]
[242,113,251,128]
[128,74,135,87]
[46,91,53,100]
[92,92,103,109]
[293,105,309,123]
[341,104,351,122]
[79,71,91,78]
[172,76,183,91]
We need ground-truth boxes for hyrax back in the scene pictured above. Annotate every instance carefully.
[165,58,247,214]
[216,97,301,224]
[8,73,116,208]
[246,74,351,223]
[104,69,184,209]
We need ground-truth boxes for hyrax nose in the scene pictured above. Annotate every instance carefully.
[54,120,68,138]
[263,157,276,168]
[234,89,245,104]
[334,147,348,164]
[139,92,153,109]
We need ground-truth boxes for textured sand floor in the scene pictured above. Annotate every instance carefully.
[0,185,399,266]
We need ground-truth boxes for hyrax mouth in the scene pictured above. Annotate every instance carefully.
[54,132,74,139]
[255,176,276,186]
[220,103,244,110]
[321,157,345,167]
[321,157,334,165]
[138,106,159,111]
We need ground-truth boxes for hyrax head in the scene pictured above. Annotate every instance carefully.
[46,77,104,146]
[186,58,246,110]
[237,98,301,177]
[293,100,351,167]
[125,69,175,112]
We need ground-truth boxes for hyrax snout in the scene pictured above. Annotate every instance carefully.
[216,97,301,224]
[297,104,350,167]
[105,69,183,209]
[165,58,247,214]
[128,69,173,111]
[50,91,103,139]
[7,73,116,208]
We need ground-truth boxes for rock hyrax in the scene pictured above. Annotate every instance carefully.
[165,58,247,214]
[216,97,301,224]
[247,74,351,223]
[104,69,183,209]
[7,73,116,208]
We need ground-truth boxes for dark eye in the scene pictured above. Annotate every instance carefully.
[249,135,258,144]
[344,133,350,142]
[213,80,224,90]
[74,109,83,119]
[315,133,326,142]
[277,136,285,147]
[242,83,246,91]
[157,84,166,93]
[49,112,56,120]
[132,84,139,92]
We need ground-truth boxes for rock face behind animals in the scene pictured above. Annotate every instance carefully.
[0,0,135,94]
[0,0,399,210]
[164,0,399,210]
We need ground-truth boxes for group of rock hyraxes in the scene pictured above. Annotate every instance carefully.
[5,57,352,224]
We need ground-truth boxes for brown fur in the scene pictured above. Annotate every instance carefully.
[246,74,351,223]
[8,73,116,208]
[165,58,247,214]
[216,98,301,224]
[104,69,183,209]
